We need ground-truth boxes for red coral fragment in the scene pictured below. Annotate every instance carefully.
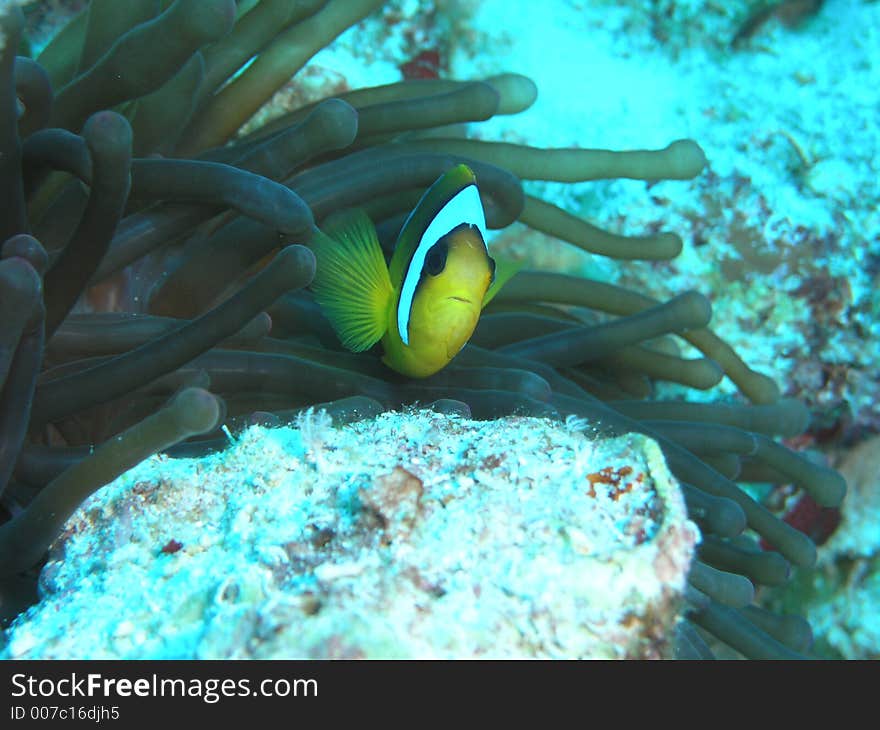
[761,493,841,551]
[399,49,441,80]
[160,538,183,555]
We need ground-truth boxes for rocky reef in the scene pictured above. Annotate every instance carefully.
[3,410,698,659]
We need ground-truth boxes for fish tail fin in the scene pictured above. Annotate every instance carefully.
[309,209,393,352]
[482,255,523,307]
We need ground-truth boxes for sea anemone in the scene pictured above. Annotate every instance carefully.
[0,0,847,659]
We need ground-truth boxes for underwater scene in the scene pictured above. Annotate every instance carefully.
[0,0,877,660]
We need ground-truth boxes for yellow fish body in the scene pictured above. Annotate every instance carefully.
[308,164,515,378]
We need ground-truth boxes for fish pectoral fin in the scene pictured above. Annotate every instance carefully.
[308,210,393,352]
[482,255,523,308]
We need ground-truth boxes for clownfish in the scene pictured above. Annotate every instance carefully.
[308,164,517,378]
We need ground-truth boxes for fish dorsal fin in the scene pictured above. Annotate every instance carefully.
[482,255,523,308]
[308,209,393,352]
[390,164,487,345]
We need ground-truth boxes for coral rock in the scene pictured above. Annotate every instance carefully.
[3,410,699,659]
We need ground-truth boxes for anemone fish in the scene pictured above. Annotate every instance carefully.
[308,164,517,378]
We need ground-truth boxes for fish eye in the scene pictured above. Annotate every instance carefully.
[424,239,449,276]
